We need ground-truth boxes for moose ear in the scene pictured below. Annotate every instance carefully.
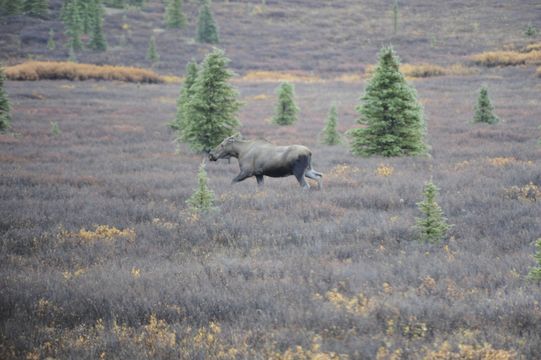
[227,133,242,142]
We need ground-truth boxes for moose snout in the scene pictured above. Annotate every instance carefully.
[208,153,217,161]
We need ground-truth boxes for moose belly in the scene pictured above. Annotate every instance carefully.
[260,165,292,178]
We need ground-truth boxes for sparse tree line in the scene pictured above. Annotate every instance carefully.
[1,0,220,63]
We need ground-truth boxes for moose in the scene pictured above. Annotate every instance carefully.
[209,134,323,190]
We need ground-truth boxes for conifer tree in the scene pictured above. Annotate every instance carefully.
[0,66,11,133]
[47,29,56,50]
[24,0,48,17]
[528,239,541,282]
[170,60,199,134]
[62,0,83,51]
[2,0,23,15]
[473,86,499,124]
[351,46,426,157]
[146,35,159,64]
[88,0,107,51]
[321,103,341,145]
[272,82,299,126]
[182,48,241,153]
[186,161,215,213]
[415,180,450,244]
[165,0,186,29]
[197,0,219,44]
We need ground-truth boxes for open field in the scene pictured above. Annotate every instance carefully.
[1,0,541,359]
[1,66,541,358]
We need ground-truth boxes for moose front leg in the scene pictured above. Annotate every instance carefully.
[256,175,264,186]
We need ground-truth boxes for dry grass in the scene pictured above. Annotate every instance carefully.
[5,61,164,83]
[524,42,541,53]
[537,66,541,77]
[239,71,324,83]
[364,63,477,78]
[469,50,541,67]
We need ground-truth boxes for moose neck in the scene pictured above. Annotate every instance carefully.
[227,140,251,158]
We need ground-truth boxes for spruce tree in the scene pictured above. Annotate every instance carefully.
[272,82,299,126]
[351,46,426,157]
[2,0,23,15]
[47,29,56,50]
[170,60,199,134]
[186,161,215,213]
[196,0,219,44]
[321,103,341,145]
[0,66,11,133]
[146,35,159,64]
[24,0,48,17]
[62,0,83,51]
[182,48,241,153]
[473,86,499,124]
[528,239,541,282]
[415,180,450,244]
[165,0,186,29]
[88,0,107,51]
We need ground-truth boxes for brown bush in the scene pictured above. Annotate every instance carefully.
[5,61,164,83]
[469,50,541,67]
[364,63,476,78]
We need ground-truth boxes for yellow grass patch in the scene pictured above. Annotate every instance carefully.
[524,42,541,53]
[537,66,541,77]
[5,61,164,83]
[365,63,477,78]
[161,75,183,84]
[334,73,363,82]
[239,71,323,83]
[469,50,541,67]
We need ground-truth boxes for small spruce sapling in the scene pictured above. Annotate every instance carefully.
[147,35,159,64]
[528,239,541,282]
[321,104,341,145]
[47,29,56,50]
[473,86,499,124]
[186,161,215,213]
[196,0,219,44]
[50,121,61,136]
[272,82,299,126]
[0,66,11,133]
[415,180,451,244]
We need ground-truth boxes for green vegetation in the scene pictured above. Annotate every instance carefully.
[61,0,83,51]
[197,0,219,44]
[473,86,499,124]
[181,48,241,153]
[186,161,215,213]
[524,23,538,37]
[50,121,61,136]
[88,0,107,51]
[321,103,341,145]
[0,66,11,132]
[272,82,299,126]
[415,180,450,244]
[146,35,159,64]
[529,239,541,282]
[47,29,56,51]
[170,60,199,136]
[0,0,23,15]
[23,0,49,17]
[351,46,426,157]
[165,0,186,29]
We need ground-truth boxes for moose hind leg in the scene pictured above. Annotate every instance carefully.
[305,169,323,190]
[256,175,264,186]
